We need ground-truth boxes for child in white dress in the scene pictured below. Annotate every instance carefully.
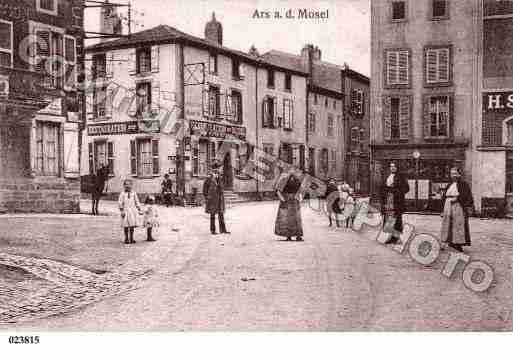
[118,179,142,244]
[143,195,160,241]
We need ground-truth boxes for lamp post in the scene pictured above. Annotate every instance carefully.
[413,149,421,210]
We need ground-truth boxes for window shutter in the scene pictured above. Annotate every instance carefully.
[88,142,94,174]
[151,82,160,114]
[106,52,114,78]
[273,97,278,128]
[426,49,438,83]
[152,139,159,175]
[398,51,409,84]
[360,91,365,115]
[449,94,454,138]
[105,84,117,118]
[239,62,245,79]
[399,96,410,140]
[35,29,50,73]
[130,140,137,176]
[262,98,268,127]
[107,141,114,175]
[290,100,294,128]
[423,96,431,138]
[386,51,398,85]
[151,45,159,73]
[438,48,449,82]
[86,93,94,121]
[62,123,79,178]
[225,93,233,121]
[128,48,136,75]
[128,88,137,116]
[383,96,392,141]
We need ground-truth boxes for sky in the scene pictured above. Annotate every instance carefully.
[84,0,370,76]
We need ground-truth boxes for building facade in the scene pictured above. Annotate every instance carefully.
[0,0,84,213]
[370,0,480,213]
[83,14,308,201]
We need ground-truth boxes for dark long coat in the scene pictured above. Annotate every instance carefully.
[441,179,474,246]
[380,173,410,215]
[203,174,225,214]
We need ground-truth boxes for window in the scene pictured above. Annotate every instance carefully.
[92,54,106,79]
[136,47,151,74]
[385,49,410,87]
[432,0,448,19]
[308,147,315,175]
[383,95,411,141]
[262,96,276,128]
[193,139,209,176]
[136,82,151,117]
[285,73,292,91]
[308,113,316,133]
[131,138,159,177]
[325,97,328,107]
[351,127,360,145]
[330,150,337,173]
[391,1,406,21]
[208,85,220,119]
[89,140,114,175]
[425,46,451,85]
[267,69,275,88]
[314,94,318,105]
[35,121,59,176]
[351,89,365,115]
[209,52,218,74]
[333,100,337,110]
[93,85,106,118]
[280,143,293,164]
[34,29,64,88]
[37,0,58,15]
[231,90,243,124]
[320,148,329,174]
[327,114,335,137]
[283,99,293,130]
[232,58,241,79]
[425,95,451,138]
[262,143,274,179]
[64,36,76,89]
[0,20,13,67]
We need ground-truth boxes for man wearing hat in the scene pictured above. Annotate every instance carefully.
[203,160,230,235]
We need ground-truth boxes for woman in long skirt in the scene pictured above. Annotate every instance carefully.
[118,179,142,244]
[275,168,304,241]
[440,167,474,252]
[381,162,410,244]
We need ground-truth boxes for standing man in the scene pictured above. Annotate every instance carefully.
[203,161,230,235]
[381,162,410,244]
[161,173,174,207]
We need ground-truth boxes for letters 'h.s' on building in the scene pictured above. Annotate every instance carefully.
[371,0,513,217]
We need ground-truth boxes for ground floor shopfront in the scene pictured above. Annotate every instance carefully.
[371,143,469,213]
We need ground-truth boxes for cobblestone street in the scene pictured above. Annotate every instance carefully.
[1,200,513,330]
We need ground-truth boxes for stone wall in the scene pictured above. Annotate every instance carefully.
[0,178,81,214]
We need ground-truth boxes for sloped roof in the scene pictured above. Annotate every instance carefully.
[260,50,369,94]
[86,25,308,76]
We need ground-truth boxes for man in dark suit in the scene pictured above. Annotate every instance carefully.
[203,161,230,235]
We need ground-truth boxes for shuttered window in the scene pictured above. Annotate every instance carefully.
[262,96,277,128]
[64,35,76,90]
[327,114,335,137]
[351,89,365,115]
[35,122,59,176]
[283,99,293,129]
[0,20,13,68]
[308,113,316,133]
[432,0,448,19]
[423,94,452,139]
[425,47,451,85]
[383,95,411,141]
[385,50,410,87]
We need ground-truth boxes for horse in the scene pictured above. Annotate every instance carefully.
[91,164,110,215]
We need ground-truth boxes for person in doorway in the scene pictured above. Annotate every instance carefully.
[274,167,304,241]
[440,167,474,252]
[161,173,174,207]
[380,162,410,244]
[143,195,159,242]
[203,161,230,235]
[118,179,142,244]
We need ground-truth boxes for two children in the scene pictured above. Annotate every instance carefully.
[118,179,160,244]
[331,183,358,228]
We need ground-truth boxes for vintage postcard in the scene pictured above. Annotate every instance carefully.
[0,0,512,356]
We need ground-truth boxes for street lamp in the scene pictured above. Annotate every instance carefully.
[413,150,421,210]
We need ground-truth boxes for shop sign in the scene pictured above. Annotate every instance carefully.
[190,119,246,140]
[88,121,139,136]
[185,103,203,121]
[484,91,513,112]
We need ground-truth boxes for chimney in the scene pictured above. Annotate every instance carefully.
[248,45,260,57]
[300,44,315,76]
[100,0,122,41]
[204,12,223,45]
[312,46,322,61]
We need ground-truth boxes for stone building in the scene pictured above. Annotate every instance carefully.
[83,13,308,201]
[0,0,84,213]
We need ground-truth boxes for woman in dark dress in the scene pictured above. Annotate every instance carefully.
[275,169,304,241]
[440,167,474,252]
[325,178,339,227]
[381,162,410,244]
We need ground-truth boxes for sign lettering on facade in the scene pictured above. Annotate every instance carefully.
[484,91,513,112]
[88,121,139,136]
[190,119,246,140]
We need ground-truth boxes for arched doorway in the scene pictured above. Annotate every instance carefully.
[223,151,234,190]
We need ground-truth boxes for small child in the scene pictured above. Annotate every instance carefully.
[118,179,142,244]
[345,188,356,228]
[143,195,160,242]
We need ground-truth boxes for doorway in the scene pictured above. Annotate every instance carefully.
[223,151,233,190]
